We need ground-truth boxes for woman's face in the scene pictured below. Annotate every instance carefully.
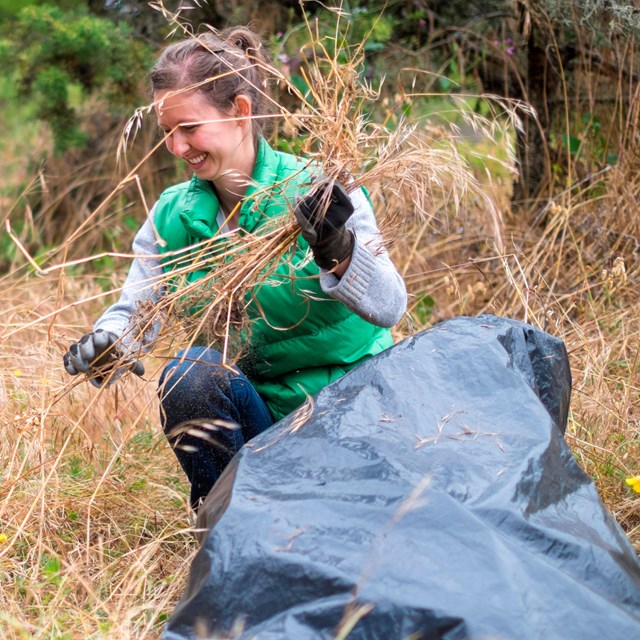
[155,89,255,185]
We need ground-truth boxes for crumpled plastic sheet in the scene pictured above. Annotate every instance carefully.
[164,315,640,639]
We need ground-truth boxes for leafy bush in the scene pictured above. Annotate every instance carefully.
[2,3,151,153]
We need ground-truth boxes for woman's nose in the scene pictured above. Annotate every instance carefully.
[168,130,189,157]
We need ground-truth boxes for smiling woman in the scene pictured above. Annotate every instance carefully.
[62,25,407,511]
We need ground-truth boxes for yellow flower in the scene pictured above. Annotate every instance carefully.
[625,476,640,493]
[0,533,7,544]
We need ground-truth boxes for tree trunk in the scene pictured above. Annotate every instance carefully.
[512,24,553,206]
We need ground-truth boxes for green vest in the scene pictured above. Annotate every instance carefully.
[153,138,392,420]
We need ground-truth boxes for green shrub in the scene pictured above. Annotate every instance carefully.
[2,3,151,153]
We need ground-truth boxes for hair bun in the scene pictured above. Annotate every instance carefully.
[225,27,261,58]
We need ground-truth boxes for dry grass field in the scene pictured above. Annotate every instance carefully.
[1,143,638,639]
[1,12,639,639]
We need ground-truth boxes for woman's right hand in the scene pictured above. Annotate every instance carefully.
[63,329,145,388]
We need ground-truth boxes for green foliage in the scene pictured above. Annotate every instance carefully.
[2,4,151,153]
[344,3,396,53]
[32,67,87,150]
[561,112,618,166]
[413,294,435,326]
[278,1,399,73]
[0,0,86,17]
[66,455,88,479]
[40,554,62,585]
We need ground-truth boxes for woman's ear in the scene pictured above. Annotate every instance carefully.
[234,95,252,121]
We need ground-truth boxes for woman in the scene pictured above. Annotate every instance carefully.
[63,27,407,509]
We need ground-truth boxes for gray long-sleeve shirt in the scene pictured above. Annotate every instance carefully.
[94,186,407,345]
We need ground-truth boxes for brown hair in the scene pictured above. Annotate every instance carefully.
[150,27,274,139]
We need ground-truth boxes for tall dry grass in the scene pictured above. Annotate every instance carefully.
[1,5,639,639]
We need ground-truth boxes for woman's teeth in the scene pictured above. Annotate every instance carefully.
[188,154,207,165]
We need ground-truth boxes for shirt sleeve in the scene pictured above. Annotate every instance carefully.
[93,206,165,348]
[319,187,407,328]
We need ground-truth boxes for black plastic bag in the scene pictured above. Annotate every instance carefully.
[164,316,640,639]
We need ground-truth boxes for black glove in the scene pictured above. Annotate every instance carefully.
[63,329,144,388]
[294,179,355,270]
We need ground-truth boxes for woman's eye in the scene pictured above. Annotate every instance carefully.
[180,124,197,132]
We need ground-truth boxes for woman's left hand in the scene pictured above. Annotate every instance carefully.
[294,179,355,270]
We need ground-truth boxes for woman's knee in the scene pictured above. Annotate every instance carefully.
[159,346,220,391]
[158,347,241,420]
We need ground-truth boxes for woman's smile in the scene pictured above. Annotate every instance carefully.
[186,152,207,169]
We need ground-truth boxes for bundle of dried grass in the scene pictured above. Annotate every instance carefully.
[109,3,525,368]
[3,1,527,380]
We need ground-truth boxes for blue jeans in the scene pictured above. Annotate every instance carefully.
[159,347,274,510]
